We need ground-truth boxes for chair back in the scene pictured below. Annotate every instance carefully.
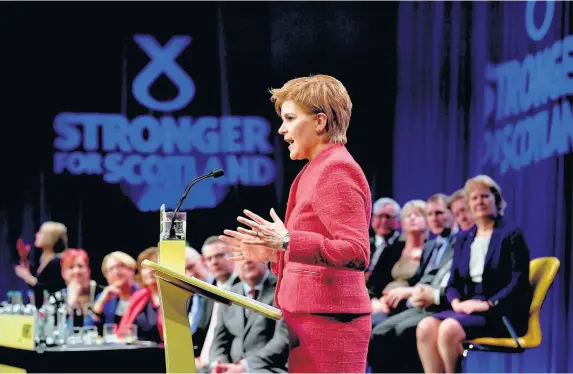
[521,257,560,348]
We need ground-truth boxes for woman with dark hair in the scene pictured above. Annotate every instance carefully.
[14,221,68,307]
[416,175,531,373]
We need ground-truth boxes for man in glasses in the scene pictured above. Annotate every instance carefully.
[368,194,458,373]
[366,198,403,297]
[193,236,239,370]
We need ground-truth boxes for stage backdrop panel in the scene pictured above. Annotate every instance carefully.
[393,1,572,372]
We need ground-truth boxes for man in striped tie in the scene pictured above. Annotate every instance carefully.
[207,260,288,373]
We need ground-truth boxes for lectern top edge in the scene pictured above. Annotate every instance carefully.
[142,259,283,321]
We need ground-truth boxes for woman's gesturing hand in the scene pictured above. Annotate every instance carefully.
[219,208,287,262]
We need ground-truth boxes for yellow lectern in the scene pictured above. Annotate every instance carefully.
[148,205,282,374]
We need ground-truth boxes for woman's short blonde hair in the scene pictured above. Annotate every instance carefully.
[464,175,507,216]
[399,200,429,240]
[269,74,352,144]
[135,247,158,285]
[400,200,427,222]
[101,251,136,275]
[40,221,68,250]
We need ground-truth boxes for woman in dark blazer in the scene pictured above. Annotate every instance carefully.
[416,175,531,373]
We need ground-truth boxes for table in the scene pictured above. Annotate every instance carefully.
[0,342,166,373]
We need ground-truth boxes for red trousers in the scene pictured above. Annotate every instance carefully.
[282,310,371,373]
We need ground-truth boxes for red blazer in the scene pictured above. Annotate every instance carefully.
[117,287,164,341]
[271,144,372,314]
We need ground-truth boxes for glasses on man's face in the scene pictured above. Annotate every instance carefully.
[204,252,228,263]
[427,210,445,217]
[373,213,395,220]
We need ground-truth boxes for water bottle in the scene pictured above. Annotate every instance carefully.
[56,303,68,346]
[4,292,14,314]
[12,291,24,315]
[23,299,36,316]
[34,291,50,348]
[43,290,49,306]
[44,303,56,347]
[28,290,36,307]
[35,307,46,345]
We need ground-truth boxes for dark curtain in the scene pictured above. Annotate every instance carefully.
[394,1,572,372]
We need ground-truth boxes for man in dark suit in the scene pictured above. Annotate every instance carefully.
[186,245,215,341]
[192,236,240,369]
[366,198,403,300]
[448,189,475,233]
[208,260,288,373]
[368,193,469,373]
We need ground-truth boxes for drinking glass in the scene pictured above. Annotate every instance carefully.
[103,323,118,344]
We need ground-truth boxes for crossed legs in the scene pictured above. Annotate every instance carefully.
[416,317,466,373]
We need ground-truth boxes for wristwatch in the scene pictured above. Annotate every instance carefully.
[282,232,291,250]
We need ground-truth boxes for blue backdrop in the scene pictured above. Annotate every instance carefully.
[394,1,572,372]
[0,2,397,302]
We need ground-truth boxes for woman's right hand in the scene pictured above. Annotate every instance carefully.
[453,299,490,314]
[100,283,121,302]
[452,298,464,313]
[92,283,121,317]
[17,238,31,260]
[219,229,276,263]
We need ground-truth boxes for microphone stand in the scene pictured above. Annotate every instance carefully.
[167,170,222,239]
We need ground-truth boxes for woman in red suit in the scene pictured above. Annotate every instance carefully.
[220,74,372,373]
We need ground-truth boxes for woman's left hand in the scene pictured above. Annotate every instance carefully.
[236,208,289,251]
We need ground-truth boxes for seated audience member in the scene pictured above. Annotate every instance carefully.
[382,194,458,314]
[448,189,475,233]
[417,175,531,373]
[206,260,288,373]
[60,248,102,327]
[185,246,214,334]
[370,200,426,324]
[369,193,457,373]
[193,236,239,369]
[117,247,163,343]
[366,198,403,294]
[14,221,68,307]
[89,251,138,329]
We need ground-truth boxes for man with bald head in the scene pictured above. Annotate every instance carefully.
[185,246,212,281]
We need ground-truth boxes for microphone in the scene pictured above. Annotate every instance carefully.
[168,168,225,239]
